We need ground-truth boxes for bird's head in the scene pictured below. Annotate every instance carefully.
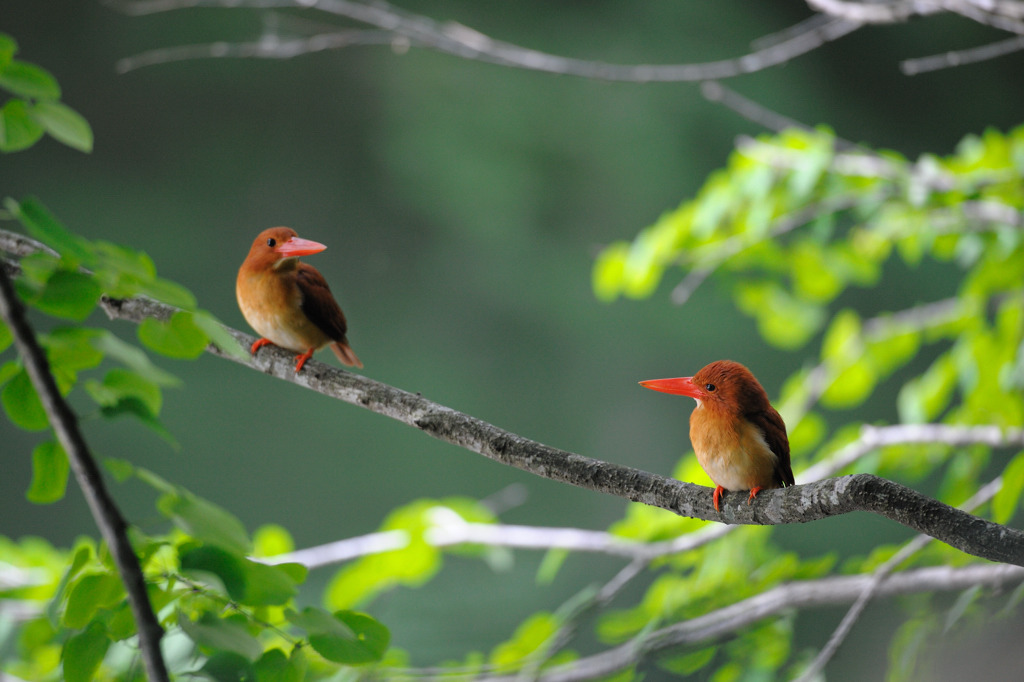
[244,227,327,272]
[640,359,770,415]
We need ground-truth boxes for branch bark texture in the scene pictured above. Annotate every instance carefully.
[95,292,1024,567]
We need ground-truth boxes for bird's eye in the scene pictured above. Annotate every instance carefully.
[266,238,276,247]
[705,383,716,392]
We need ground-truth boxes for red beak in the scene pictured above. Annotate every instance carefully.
[275,236,327,257]
[639,376,704,399]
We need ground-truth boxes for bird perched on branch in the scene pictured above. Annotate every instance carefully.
[640,360,793,512]
[236,227,362,372]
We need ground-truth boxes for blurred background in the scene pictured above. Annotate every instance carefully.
[4,1,1024,678]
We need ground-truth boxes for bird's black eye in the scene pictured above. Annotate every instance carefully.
[266,238,276,247]
[705,383,716,392]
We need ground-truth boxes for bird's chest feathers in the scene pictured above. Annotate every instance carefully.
[237,268,325,352]
[689,407,777,490]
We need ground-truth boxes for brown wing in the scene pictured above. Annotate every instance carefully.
[746,405,795,487]
[295,262,348,342]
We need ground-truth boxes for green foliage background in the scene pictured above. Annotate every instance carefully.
[3,1,1024,680]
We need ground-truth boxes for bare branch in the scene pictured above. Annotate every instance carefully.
[471,563,1024,682]
[794,475,1004,681]
[0,268,169,682]
[902,34,1024,73]
[78,294,1024,566]
[112,0,863,82]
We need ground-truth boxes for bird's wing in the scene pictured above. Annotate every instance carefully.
[748,406,795,487]
[296,263,349,341]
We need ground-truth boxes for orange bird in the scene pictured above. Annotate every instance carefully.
[236,227,362,372]
[640,360,793,512]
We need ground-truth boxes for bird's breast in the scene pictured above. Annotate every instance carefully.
[236,269,330,352]
[689,407,780,491]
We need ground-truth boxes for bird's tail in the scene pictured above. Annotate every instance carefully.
[331,340,363,369]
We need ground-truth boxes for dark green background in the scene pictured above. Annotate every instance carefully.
[4,2,1023,678]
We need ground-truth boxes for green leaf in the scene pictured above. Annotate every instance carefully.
[2,367,49,431]
[659,645,717,675]
[0,33,18,68]
[179,544,247,601]
[536,548,569,585]
[591,242,629,302]
[135,276,198,310]
[0,319,11,353]
[26,440,69,504]
[201,652,256,682]
[85,368,162,416]
[30,99,92,152]
[820,360,877,408]
[0,98,44,151]
[138,311,209,359]
[7,197,93,264]
[103,457,135,482]
[28,270,101,320]
[41,327,104,372]
[178,611,263,661]
[63,573,125,628]
[0,59,60,99]
[156,489,251,554]
[254,648,307,682]
[90,330,181,387]
[993,450,1024,524]
[62,621,110,682]
[240,560,303,607]
[490,612,558,668]
[287,607,390,664]
[193,309,250,361]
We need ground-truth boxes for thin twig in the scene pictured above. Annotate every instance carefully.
[112,0,863,82]
[465,563,1024,682]
[792,475,1005,682]
[902,34,1024,74]
[0,268,169,682]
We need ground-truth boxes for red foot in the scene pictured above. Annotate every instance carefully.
[294,348,315,372]
[747,486,764,505]
[250,338,273,355]
[713,485,724,513]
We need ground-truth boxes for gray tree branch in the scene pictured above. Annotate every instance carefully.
[476,562,1024,682]
[90,290,1024,566]
[112,0,863,81]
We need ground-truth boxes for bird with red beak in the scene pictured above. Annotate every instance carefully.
[237,227,362,372]
[641,360,793,512]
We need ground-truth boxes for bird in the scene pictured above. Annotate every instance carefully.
[640,360,793,512]
[236,227,362,372]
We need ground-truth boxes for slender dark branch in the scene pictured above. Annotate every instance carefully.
[112,0,863,82]
[0,269,169,682]
[89,291,1024,566]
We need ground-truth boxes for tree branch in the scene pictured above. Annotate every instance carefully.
[0,268,169,682]
[2,229,1023,566]
[112,0,863,81]
[469,562,1024,682]
[89,290,1024,566]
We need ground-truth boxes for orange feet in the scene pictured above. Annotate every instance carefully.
[712,485,724,512]
[250,338,273,355]
[293,348,315,372]
[747,486,764,505]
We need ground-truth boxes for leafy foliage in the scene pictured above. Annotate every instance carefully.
[3,29,1024,682]
[593,124,1024,678]
[0,33,92,153]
